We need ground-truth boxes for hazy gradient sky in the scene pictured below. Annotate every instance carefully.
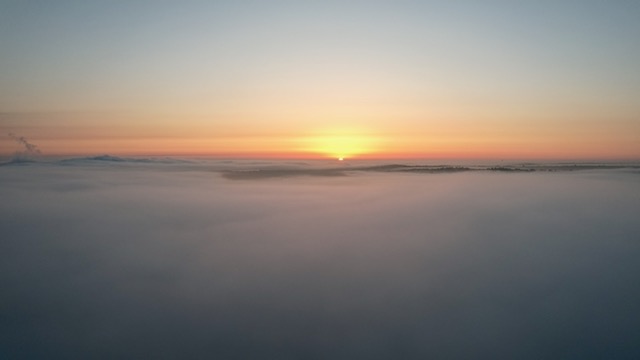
[1,0,639,159]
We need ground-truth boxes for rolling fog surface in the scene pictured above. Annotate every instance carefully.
[2,159,640,359]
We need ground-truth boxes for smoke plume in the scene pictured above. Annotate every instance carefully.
[9,133,41,154]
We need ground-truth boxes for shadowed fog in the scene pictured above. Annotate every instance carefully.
[1,158,639,359]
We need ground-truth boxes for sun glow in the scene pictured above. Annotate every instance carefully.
[300,134,378,159]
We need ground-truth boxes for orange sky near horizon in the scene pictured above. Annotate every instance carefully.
[2,112,638,160]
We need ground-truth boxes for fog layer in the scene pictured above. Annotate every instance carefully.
[2,160,639,359]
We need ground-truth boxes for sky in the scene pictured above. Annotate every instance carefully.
[1,0,639,159]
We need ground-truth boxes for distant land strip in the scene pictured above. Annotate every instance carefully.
[221,163,640,179]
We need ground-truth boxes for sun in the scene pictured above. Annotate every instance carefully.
[300,133,377,159]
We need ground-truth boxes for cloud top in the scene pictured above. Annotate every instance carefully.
[1,158,640,358]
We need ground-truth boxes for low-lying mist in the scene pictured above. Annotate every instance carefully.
[2,158,639,359]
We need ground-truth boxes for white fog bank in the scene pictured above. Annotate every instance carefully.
[1,159,639,359]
